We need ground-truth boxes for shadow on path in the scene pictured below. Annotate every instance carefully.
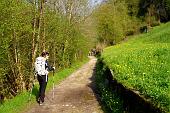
[87,64,111,113]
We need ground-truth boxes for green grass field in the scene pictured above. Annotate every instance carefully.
[102,23,170,112]
[0,59,88,113]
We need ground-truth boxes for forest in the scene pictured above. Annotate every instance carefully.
[0,0,170,109]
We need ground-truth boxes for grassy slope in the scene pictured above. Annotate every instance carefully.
[102,23,170,112]
[0,58,88,113]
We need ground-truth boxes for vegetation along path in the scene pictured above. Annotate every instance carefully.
[26,56,103,113]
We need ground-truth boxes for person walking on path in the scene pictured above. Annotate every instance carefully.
[35,52,55,105]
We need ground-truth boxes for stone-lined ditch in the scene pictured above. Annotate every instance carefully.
[95,58,163,113]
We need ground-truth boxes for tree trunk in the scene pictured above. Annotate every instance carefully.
[42,0,46,51]
[13,29,25,92]
[35,0,44,55]
[31,9,37,69]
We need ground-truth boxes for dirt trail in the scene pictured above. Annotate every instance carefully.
[26,56,103,113]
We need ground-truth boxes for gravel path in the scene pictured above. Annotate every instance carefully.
[26,56,103,113]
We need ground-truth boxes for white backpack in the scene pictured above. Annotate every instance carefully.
[34,57,48,75]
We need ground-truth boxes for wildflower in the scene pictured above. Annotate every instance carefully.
[143,73,146,75]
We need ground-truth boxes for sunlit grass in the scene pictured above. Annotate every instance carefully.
[102,22,170,112]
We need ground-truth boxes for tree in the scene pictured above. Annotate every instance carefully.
[138,0,170,23]
[0,0,92,101]
[93,0,133,45]
[0,0,34,97]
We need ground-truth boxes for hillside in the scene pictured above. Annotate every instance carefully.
[101,22,170,112]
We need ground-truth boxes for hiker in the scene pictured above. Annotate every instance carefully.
[35,51,55,105]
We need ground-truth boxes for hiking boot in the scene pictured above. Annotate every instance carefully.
[39,100,43,106]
